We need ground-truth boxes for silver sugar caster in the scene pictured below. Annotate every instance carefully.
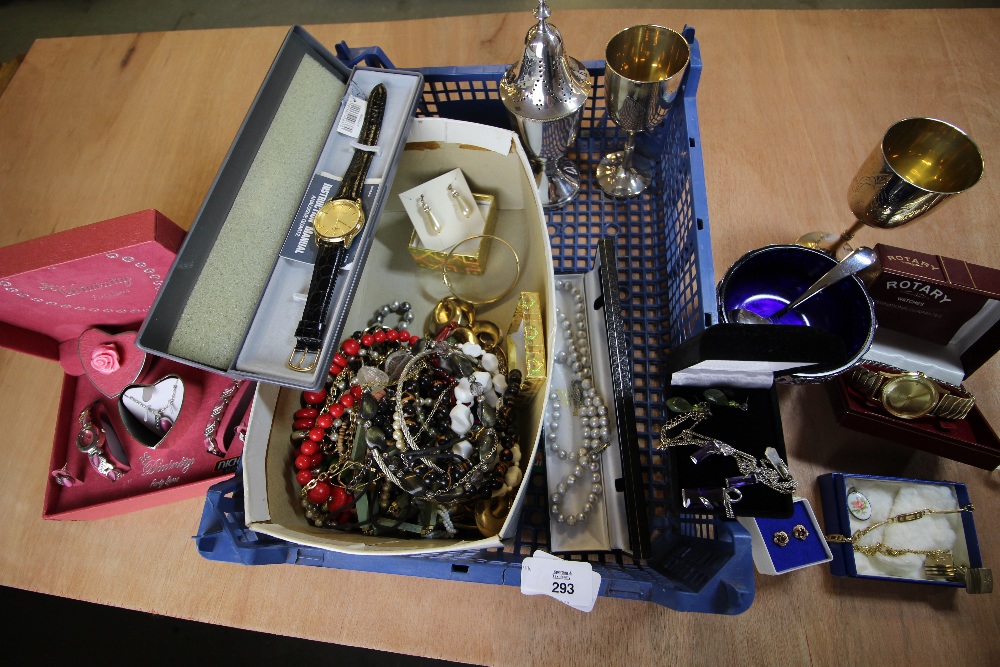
[500,0,592,210]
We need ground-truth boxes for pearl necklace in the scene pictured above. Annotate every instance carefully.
[546,280,610,527]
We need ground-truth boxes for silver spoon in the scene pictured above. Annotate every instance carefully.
[730,246,877,325]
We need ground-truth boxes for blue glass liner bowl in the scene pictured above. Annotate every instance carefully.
[717,244,875,382]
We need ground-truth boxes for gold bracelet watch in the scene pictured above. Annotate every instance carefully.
[849,365,976,420]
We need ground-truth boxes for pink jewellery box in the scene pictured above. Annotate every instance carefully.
[0,210,253,520]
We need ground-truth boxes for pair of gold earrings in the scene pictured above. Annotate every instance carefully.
[773,524,809,546]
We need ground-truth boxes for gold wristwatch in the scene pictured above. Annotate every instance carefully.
[288,83,388,372]
[849,365,975,420]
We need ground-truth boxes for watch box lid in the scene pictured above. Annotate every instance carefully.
[0,209,184,370]
[136,27,352,389]
[137,26,423,393]
[866,244,1000,382]
[666,323,848,388]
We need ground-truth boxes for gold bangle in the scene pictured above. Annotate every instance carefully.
[441,234,521,306]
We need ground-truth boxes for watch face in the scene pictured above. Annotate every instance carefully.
[313,199,364,241]
[881,374,938,419]
[76,425,103,455]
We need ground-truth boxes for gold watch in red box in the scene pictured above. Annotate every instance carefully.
[828,244,1000,470]
[849,365,976,420]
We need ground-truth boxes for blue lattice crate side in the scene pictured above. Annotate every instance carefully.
[497,510,752,612]
[195,418,750,609]
[196,472,512,584]
[415,67,510,129]
[196,475,298,566]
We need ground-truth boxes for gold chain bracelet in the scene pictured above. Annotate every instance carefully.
[826,504,974,558]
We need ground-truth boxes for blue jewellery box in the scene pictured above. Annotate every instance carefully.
[818,472,986,590]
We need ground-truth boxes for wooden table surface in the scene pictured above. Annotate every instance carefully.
[1,9,998,665]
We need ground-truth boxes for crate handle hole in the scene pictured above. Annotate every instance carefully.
[451,564,470,574]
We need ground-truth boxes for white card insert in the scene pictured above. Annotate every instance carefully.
[399,168,486,251]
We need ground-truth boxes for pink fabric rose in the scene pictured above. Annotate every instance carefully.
[90,343,121,375]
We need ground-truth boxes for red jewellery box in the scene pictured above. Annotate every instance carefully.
[0,210,252,520]
[829,244,1000,470]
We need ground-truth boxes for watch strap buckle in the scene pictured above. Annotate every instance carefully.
[288,346,320,373]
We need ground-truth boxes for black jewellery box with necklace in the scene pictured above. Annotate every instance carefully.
[138,26,423,392]
[544,237,650,558]
[659,324,849,520]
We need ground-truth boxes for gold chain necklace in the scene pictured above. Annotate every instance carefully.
[826,504,974,558]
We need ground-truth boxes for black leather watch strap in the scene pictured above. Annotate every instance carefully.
[288,83,389,373]
[333,83,388,202]
[293,242,347,355]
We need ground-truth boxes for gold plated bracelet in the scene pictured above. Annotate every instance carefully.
[825,504,974,558]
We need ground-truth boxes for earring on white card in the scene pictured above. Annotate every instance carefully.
[448,184,472,218]
[418,194,443,235]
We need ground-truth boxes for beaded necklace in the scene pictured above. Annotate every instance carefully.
[289,325,523,536]
[293,326,416,527]
[546,280,609,528]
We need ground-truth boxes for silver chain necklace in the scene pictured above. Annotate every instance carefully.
[124,379,179,431]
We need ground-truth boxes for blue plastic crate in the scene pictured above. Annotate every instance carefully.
[195,29,755,614]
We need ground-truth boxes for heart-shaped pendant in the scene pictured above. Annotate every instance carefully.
[78,328,147,398]
[119,375,185,448]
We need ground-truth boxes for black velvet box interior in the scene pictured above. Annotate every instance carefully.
[664,324,847,519]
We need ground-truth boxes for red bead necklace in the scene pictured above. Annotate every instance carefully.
[291,326,417,527]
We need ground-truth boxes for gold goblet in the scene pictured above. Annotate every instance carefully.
[797,117,984,257]
[596,25,690,198]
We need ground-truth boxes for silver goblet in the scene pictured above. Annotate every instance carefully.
[596,25,690,198]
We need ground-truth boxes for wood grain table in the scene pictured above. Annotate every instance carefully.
[1,9,998,666]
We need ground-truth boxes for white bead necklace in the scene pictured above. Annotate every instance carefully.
[546,280,610,527]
